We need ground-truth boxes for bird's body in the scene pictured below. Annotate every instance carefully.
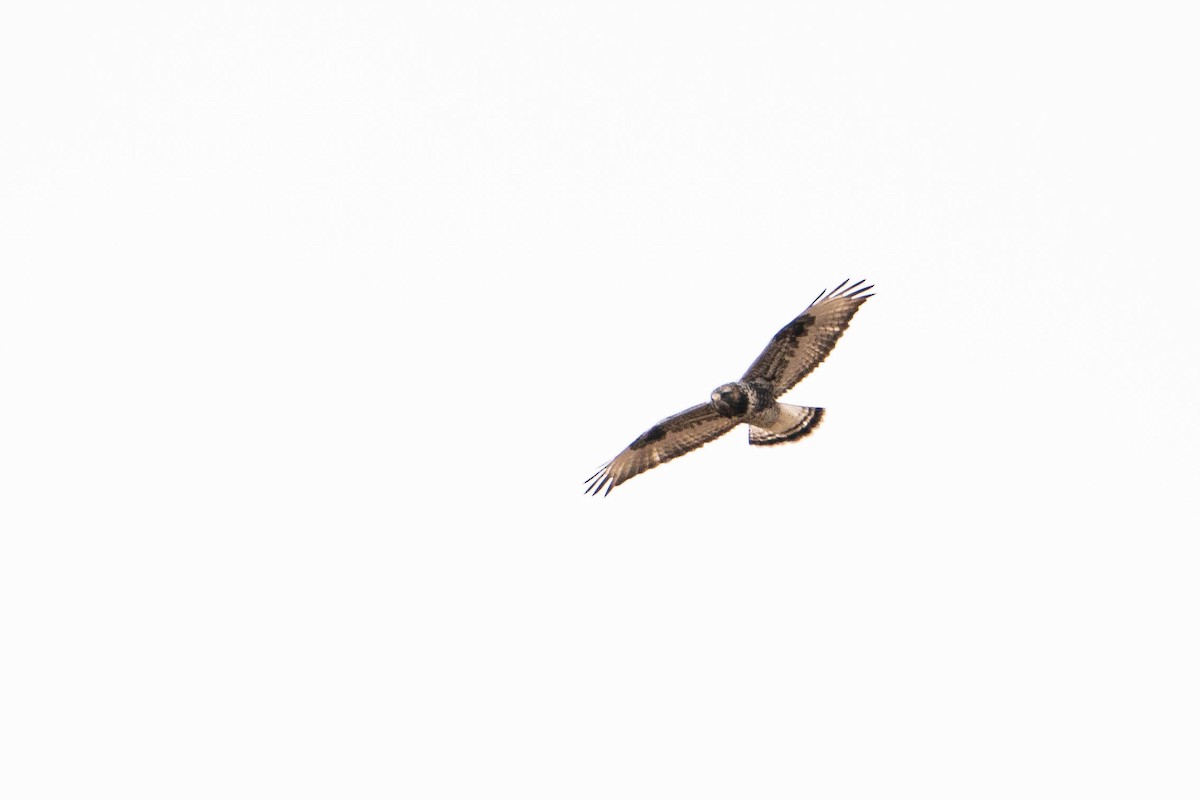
[586,279,873,495]
[710,380,821,443]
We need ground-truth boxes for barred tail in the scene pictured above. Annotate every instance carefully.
[748,405,824,446]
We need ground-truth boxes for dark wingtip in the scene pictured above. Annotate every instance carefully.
[845,280,874,300]
[586,471,613,496]
[585,460,615,493]
[814,278,872,306]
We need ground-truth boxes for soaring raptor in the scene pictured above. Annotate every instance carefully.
[586,279,873,495]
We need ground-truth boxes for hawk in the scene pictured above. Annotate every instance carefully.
[585,279,873,495]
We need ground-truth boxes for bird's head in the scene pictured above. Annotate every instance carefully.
[711,382,750,418]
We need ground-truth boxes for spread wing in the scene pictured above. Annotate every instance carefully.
[741,279,873,397]
[585,404,739,496]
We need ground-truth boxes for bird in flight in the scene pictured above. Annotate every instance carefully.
[585,279,873,496]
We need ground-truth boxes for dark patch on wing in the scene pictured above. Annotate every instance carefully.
[629,424,666,450]
[776,315,813,343]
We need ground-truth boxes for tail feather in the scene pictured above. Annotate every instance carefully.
[748,405,824,446]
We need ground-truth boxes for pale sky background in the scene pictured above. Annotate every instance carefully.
[2,2,1199,798]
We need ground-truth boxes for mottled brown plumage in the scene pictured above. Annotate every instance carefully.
[586,279,873,496]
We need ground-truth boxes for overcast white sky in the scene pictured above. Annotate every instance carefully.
[3,2,1199,798]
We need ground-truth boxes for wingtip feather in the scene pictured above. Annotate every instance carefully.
[845,280,874,299]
